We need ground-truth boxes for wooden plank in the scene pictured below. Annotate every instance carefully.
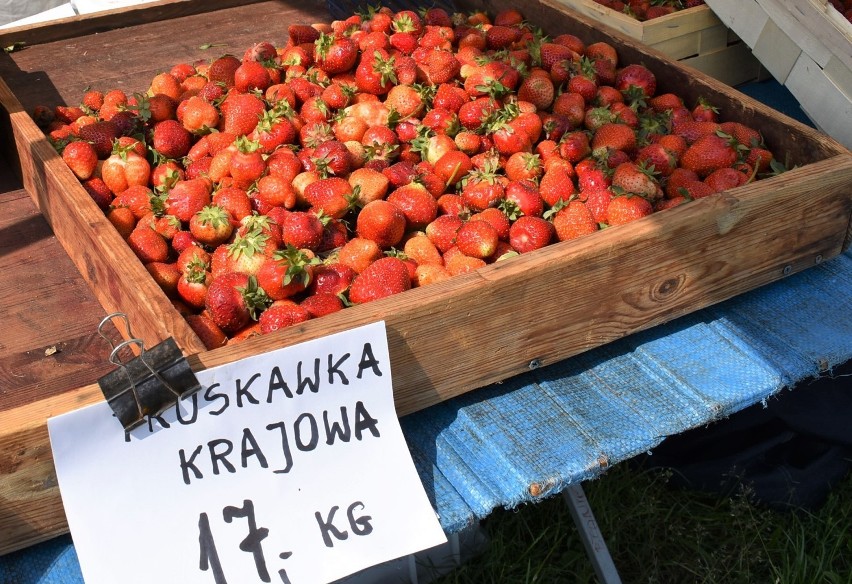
[773,0,852,72]
[786,51,852,148]
[825,55,852,100]
[680,43,763,88]
[634,5,721,46]
[650,29,701,60]
[705,0,769,48]
[752,18,801,83]
[549,0,645,39]
[696,24,729,54]
[756,0,833,67]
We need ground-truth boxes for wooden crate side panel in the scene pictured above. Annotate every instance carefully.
[785,52,852,149]
[638,6,722,46]
[825,55,852,101]
[705,0,768,47]
[753,18,802,83]
[0,80,207,355]
[649,29,702,60]
[696,24,730,54]
[680,43,764,88]
[549,0,645,39]
[774,0,852,73]
[755,0,833,67]
[648,24,738,61]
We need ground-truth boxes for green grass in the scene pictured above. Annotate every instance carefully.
[430,461,852,583]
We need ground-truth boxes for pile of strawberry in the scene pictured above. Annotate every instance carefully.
[35,6,780,349]
[590,0,706,21]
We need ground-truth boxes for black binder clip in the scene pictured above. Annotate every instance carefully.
[96,312,201,431]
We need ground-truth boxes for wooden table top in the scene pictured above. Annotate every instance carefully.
[0,157,113,412]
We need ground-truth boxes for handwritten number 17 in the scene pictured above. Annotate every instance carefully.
[199,499,291,583]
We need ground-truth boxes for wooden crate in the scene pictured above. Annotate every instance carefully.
[706,0,852,149]
[1,0,852,555]
[551,0,765,86]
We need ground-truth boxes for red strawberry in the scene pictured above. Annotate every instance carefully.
[355,49,397,95]
[234,59,272,93]
[309,262,356,295]
[635,143,678,177]
[185,313,228,350]
[458,97,498,131]
[538,166,577,207]
[212,230,270,277]
[337,237,383,274]
[387,183,439,230]
[550,199,599,242]
[455,220,499,259]
[177,259,212,309]
[114,185,155,219]
[77,121,120,158]
[615,64,657,98]
[504,152,543,183]
[517,72,555,110]
[704,167,749,193]
[278,211,325,250]
[152,119,192,159]
[402,232,444,266]
[207,55,242,89]
[348,256,412,304]
[485,25,522,50]
[189,205,234,247]
[165,178,213,223]
[288,24,321,46]
[508,215,554,253]
[591,122,636,154]
[470,207,511,241]
[390,31,418,55]
[82,177,114,210]
[127,225,170,264]
[611,162,661,199]
[303,177,355,219]
[220,92,266,136]
[101,149,151,195]
[205,272,270,333]
[504,180,545,218]
[445,250,487,275]
[680,133,738,178]
[356,199,407,249]
[426,214,464,253]
[61,140,98,180]
[433,150,473,187]
[314,33,358,75]
[255,246,316,301]
[606,194,653,225]
[691,97,719,122]
[259,303,311,334]
[539,43,576,71]
[300,292,344,318]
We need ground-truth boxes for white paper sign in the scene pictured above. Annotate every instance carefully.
[48,321,446,584]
